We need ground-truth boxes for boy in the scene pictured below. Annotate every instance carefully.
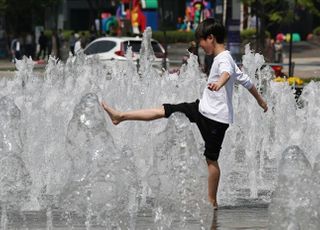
[101,18,268,209]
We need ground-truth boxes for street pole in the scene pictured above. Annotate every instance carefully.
[255,0,259,52]
[163,30,167,70]
[288,24,293,77]
[288,0,296,77]
[159,0,167,70]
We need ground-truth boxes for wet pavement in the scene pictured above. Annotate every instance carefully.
[282,41,320,78]
[5,206,268,229]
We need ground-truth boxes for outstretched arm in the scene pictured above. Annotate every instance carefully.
[207,72,230,91]
[248,86,268,112]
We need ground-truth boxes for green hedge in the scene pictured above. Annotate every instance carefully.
[303,77,320,83]
[44,29,195,43]
[152,31,195,44]
[240,28,257,40]
[43,30,90,40]
[43,28,277,45]
[240,28,271,39]
[43,30,195,43]
[313,26,320,36]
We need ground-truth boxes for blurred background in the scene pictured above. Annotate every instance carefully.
[1,0,320,78]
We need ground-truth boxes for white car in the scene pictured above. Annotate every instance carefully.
[83,36,169,71]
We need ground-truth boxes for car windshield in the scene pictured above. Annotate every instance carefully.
[84,40,116,55]
[123,41,163,53]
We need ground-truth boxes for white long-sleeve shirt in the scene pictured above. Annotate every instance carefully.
[74,40,82,54]
[199,50,253,124]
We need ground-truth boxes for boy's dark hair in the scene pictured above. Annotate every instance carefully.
[195,18,225,44]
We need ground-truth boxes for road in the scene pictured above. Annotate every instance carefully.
[282,41,320,78]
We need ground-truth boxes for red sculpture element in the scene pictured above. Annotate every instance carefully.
[131,0,146,34]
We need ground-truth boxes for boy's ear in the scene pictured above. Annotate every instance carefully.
[207,34,216,43]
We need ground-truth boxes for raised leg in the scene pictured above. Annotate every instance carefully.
[101,101,165,125]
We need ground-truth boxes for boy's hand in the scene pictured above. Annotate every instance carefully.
[248,86,268,113]
[207,82,222,91]
[258,99,268,112]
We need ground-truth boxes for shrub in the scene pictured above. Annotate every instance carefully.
[240,28,271,39]
[313,26,320,36]
[44,29,196,44]
[43,30,91,40]
[303,77,320,84]
[240,28,256,41]
[62,30,75,40]
[43,30,52,38]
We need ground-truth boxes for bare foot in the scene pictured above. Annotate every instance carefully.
[209,197,218,210]
[101,101,122,125]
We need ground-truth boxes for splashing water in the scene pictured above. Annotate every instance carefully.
[0,28,319,229]
[268,146,318,230]
[0,96,32,229]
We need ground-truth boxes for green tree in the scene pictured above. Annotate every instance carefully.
[244,0,319,24]
[0,0,7,10]
[3,0,60,34]
[242,0,320,49]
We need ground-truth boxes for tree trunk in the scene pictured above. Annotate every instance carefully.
[86,0,96,30]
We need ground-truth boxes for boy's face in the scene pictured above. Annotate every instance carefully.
[198,35,214,55]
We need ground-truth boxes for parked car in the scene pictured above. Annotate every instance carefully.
[83,36,169,71]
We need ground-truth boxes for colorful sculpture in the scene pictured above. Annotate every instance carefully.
[116,0,131,20]
[193,2,202,28]
[178,0,212,31]
[131,0,146,34]
[102,0,156,35]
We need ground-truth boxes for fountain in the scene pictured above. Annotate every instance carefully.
[0,27,319,229]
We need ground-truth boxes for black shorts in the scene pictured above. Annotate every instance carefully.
[163,100,229,161]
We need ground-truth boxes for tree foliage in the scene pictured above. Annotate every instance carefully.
[2,0,60,33]
[0,0,7,10]
[241,0,320,52]
[243,0,320,25]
